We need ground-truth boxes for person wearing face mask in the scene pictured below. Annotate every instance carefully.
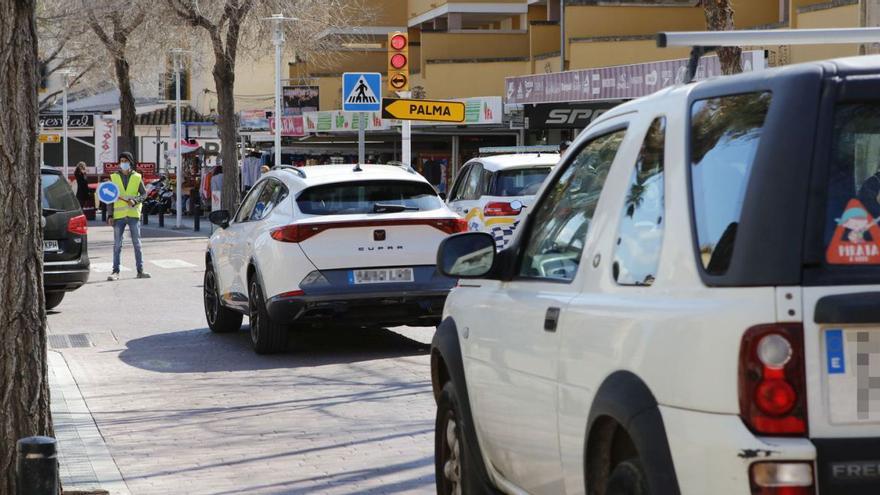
[107,152,151,281]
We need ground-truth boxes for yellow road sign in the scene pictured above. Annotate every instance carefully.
[382,99,465,123]
[39,134,61,143]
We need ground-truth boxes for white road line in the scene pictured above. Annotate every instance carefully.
[149,259,197,269]
[90,263,131,273]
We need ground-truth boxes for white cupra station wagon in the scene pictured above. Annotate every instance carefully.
[203,163,465,354]
[430,55,880,495]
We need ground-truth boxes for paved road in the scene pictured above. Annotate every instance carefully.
[47,222,438,495]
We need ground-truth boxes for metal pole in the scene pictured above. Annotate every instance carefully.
[400,91,412,167]
[174,50,183,229]
[358,112,365,164]
[560,0,565,72]
[273,16,284,168]
[62,80,69,179]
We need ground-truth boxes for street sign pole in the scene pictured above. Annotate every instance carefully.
[358,112,365,164]
[172,48,183,229]
[341,72,382,166]
[62,76,68,179]
[399,91,412,167]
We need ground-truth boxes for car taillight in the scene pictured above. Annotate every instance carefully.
[270,218,468,243]
[484,201,523,217]
[67,214,87,235]
[739,324,807,436]
[433,218,468,234]
[749,462,814,495]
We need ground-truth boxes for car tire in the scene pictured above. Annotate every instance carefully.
[204,265,242,333]
[248,278,289,354]
[606,459,648,495]
[45,292,64,310]
[435,380,480,495]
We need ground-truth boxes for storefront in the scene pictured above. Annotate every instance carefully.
[505,50,767,145]
[39,113,97,171]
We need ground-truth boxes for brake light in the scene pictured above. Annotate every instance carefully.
[739,324,807,436]
[484,201,523,217]
[749,462,814,495]
[67,214,87,235]
[270,218,468,243]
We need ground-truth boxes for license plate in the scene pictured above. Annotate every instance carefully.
[43,240,59,252]
[350,267,414,284]
[825,328,880,424]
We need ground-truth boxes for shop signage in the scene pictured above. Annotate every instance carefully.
[104,162,158,176]
[303,111,389,133]
[38,134,61,143]
[411,96,503,126]
[505,50,765,105]
[525,102,618,129]
[39,114,94,129]
[382,99,465,123]
[239,110,270,132]
[269,115,306,136]
[95,117,116,173]
[283,86,319,116]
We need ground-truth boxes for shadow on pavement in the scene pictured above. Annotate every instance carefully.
[118,325,431,373]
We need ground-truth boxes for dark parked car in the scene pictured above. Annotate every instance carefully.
[42,167,89,309]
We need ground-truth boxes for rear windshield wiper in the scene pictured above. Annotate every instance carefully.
[372,203,419,213]
[42,207,63,215]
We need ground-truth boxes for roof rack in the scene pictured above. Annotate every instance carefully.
[657,28,880,84]
[478,145,560,156]
[277,165,307,178]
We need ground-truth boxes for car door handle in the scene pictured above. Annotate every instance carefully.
[544,307,561,332]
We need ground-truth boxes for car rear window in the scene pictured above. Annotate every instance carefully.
[41,172,79,211]
[490,167,551,197]
[297,180,443,215]
[825,102,880,265]
[690,92,772,275]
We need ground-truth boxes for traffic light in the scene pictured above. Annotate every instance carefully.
[387,31,409,92]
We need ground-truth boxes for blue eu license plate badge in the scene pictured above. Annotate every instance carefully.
[826,329,846,374]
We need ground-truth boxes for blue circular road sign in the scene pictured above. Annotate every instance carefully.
[96,181,120,204]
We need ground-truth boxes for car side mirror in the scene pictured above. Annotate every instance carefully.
[208,210,230,228]
[437,232,496,278]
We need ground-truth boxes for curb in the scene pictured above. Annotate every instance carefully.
[49,350,132,495]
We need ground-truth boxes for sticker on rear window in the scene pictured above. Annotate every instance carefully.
[826,199,880,264]
[826,329,846,374]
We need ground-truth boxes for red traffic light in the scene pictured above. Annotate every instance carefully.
[390,34,407,51]
[390,53,407,70]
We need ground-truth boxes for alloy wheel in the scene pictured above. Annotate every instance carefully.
[441,412,462,495]
[204,269,219,325]
[249,281,261,346]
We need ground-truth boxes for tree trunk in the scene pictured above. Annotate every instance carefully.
[214,59,240,213]
[115,54,138,156]
[0,1,53,493]
[704,0,742,75]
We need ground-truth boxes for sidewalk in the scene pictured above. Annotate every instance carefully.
[88,212,212,238]
[49,350,131,495]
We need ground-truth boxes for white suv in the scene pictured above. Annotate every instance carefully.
[447,151,558,249]
[430,56,880,495]
[203,164,465,354]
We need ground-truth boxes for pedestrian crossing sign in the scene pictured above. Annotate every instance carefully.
[342,72,382,112]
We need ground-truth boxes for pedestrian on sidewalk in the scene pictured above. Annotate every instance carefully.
[107,152,151,281]
[74,161,90,209]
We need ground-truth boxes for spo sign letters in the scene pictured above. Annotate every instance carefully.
[96,181,120,204]
[381,98,466,123]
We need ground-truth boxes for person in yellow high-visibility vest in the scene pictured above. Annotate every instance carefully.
[106,152,151,281]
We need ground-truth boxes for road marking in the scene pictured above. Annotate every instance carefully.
[90,263,131,273]
[149,259,197,269]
